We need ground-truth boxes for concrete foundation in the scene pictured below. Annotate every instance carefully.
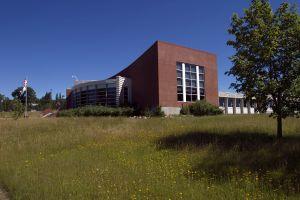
[161,107,181,115]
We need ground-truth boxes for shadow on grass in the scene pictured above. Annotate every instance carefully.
[156,131,300,195]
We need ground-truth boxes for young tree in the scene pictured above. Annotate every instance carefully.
[227,0,300,138]
[12,99,25,120]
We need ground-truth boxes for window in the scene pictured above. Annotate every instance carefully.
[176,62,184,101]
[185,63,198,102]
[199,74,204,81]
[177,71,182,78]
[191,65,196,72]
[176,62,182,70]
[219,97,225,107]
[199,66,204,74]
[236,99,241,107]
[177,78,182,85]
[176,62,205,102]
[199,81,204,88]
[228,98,234,107]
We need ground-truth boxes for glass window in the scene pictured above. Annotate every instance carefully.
[199,81,204,88]
[199,67,204,74]
[191,73,196,79]
[186,80,191,87]
[185,64,190,72]
[199,74,204,81]
[186,87,191,94]
[191,80,197,87]
[107,83,116,88]
[191,65,196,72]
[228,98,234,107]
[185,72,191,79]
[177,62,205,102]
[177,94,183,101]
[186,95,191,102]
[236,99,241,107]
[192,95,197,101]
[192,88,197,95]
[200,88,205,95]
[177,86,183,93]
[219,97,225,107]
[176,62,182,70]
[177,71,182,78]
[177,62,185,101]
[177,78,182,86]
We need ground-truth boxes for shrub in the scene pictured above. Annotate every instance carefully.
[57,106,134,117]
[180,105,190,115]
[181,101,222,116]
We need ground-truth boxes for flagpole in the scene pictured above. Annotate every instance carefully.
[25,76,28,118]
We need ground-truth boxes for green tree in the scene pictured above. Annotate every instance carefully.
[0,93,5,111]
[227,0,300,138]
[0,93,14,112]
[12,99,24,120]
[11,87,37,110]
[39,92,54,110]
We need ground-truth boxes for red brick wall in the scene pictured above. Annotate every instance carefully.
[113,41,218,110]
[114,43,159,109]
[66,88,72,109]
[157,41,218,107]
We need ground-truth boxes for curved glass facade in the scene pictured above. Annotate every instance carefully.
[68,76,131,108]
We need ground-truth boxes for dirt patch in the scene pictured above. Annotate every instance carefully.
[0,188,9,200]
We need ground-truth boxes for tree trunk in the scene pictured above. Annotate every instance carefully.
[277,115,283,139]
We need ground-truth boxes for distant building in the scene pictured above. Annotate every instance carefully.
[218,91,273,114]
[66,41,218,115]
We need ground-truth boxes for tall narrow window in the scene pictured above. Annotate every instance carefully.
[176,62,183,101]
[184,64,198,102]
[199,66,205,100]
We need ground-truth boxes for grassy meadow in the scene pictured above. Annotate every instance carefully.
[0,115,299,199]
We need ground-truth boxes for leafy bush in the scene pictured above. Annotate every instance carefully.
[180,105,190,115]
[57,106,134,117]
[181,101,222,116]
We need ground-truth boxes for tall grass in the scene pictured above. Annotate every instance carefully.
[0,115,299,199]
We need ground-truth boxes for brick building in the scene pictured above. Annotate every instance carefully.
[66,41,218,115]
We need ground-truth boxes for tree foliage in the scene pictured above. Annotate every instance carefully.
[38,92,53,110]
[12,99,24,120]
[0,93,13,112]
[227,0,300,138]
[11,87,37,109]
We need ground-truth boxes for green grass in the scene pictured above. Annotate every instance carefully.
[0,115,299,199]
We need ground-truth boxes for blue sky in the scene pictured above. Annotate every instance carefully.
[0,0,297,98]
